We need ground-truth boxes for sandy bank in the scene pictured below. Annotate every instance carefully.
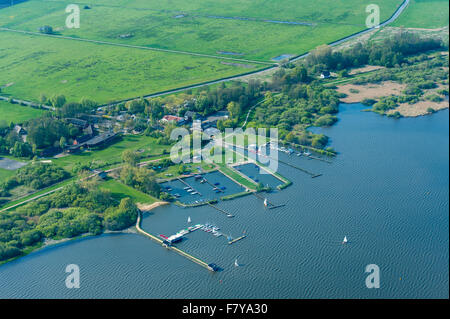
[137,201,169,212]
[336,81,406,103]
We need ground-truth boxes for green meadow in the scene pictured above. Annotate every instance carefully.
[100,178,158,204]
[0,31,259,104]
[51,134,170,171]
[0,100,45,124]
[0,168,15,183]
[0,0,404,103]
[392,0,449,29]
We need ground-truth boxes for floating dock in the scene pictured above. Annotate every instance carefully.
[252,192,285,210]
[177,177,203,196]
[228,235,247,245]
[207,202,234,218]
[202,177,224,193]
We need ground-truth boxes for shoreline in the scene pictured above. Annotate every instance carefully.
[0,203,169,267]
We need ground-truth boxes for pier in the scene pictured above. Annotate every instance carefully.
[207,202,234,218]
[276,158,320,178]
[228,235,247,245]
[136,211,217,272]
[252,192,285,210]
[176,177,203,196]
[202,177,224,193]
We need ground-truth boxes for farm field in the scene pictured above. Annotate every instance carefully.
[0,100,45,124]
[0,0,403,103]
[0,32,259,104]
[392,0,449,29]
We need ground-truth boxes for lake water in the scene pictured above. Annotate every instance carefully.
[0,103,448,299]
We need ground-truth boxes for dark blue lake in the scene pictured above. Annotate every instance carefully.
[0,103,448,298]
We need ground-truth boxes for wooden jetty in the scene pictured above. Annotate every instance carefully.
[252,192,285,210]
[207,202,234,218]
[177,177,203,196]
[202,177,224,192]
[228,235,247,245]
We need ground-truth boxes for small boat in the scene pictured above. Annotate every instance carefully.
[304,149,311,156]
[264,198,268,208]
[187,216,191,223]
[296,152,302,157]
[342,236,348,244]
[234,259,239,267]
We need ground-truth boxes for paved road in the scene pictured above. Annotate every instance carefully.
[0,95,54,110]
[0,27,273,66]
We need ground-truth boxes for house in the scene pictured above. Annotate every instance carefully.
[184,111,201,122]
[92,169,107,179]
[320,71,331,79]
[83,125,94,136]
[160,115,185,125]
[40,146,62,157]
[66,118,89,128]
[68,131,119,152]
[13,125,26,135]
[85,131,118,148]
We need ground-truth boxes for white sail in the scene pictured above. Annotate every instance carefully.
[234,259,239,267]
[264,198,268,207]
[343,236,348,244]
[187,216,191,223]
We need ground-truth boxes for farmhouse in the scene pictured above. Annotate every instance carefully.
[320,71,331,79]
[161,115,185,125]
[13,125,27,136]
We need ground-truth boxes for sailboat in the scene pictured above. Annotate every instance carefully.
[187,216,191,223]
[342,236,348,244]
[234,259,239,267]
[264,198,268,208]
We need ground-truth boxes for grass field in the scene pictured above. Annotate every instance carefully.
[52,134,170,171]
[0,167,15,182]
[392,0,449,28]
[0,31,260,104]
[1,100,45,124]
[100,178,158,204]
[0,0,403,103]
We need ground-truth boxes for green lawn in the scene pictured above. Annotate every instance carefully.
[0,168,14,183]
[52,134,171,171]
[216,162,258,190]
[0,100,45,124]
[100,178,157,204]
[392,0,449,28]
[0,0,404,103]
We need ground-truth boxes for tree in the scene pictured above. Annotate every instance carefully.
[227,101,241,120]
[39,93,47,104]
[50,95,66,108]
[59,136,67,149]
[39,25,53,34]
[122,150,139,167]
